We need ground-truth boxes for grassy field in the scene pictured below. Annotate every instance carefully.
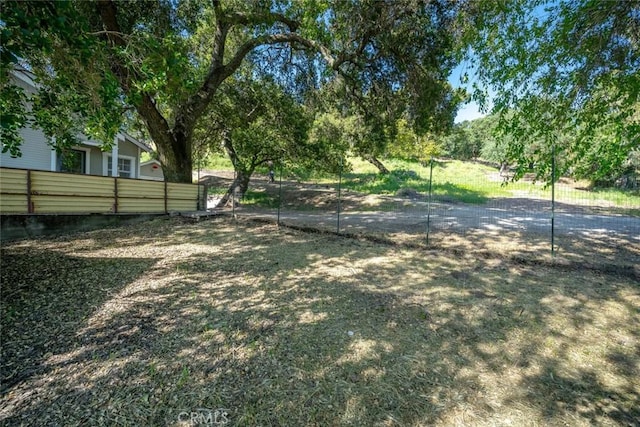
[1,216,638,426]
[203,155,640,213]
[342,158,640,210]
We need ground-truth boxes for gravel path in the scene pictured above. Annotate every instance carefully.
[233,204,639,242]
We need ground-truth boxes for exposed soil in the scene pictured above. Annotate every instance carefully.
[196,172,639,271]
[1,217,639,426]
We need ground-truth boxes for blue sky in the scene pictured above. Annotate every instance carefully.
[449,58,487,123]
[454,99,485,123]
[449,1,555,124]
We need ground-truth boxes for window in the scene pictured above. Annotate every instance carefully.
[107,156,133,178]
[57,149,86,174]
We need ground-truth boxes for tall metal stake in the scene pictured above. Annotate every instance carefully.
[232,169,236,218]
[551,144,556,257]
[337,158,343,234]
[426,157,434,245]
[277,162,283,226]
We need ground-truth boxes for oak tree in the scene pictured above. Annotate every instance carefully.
[466,0,639,185]
[2,0,466,182]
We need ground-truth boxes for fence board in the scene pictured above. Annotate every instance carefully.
[0,167,201,214]
[167,182,199,200]
[0,169,28,194]
[0,194,28,213]
[32,171,113,197]
[118,198,166,213]
[119,179,165,198]
[32,195,114,213]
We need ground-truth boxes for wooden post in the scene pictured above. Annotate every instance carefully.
[201,184,208,210]
[113,177,119,213]
[27,169,34,213]
[164,180,168,214]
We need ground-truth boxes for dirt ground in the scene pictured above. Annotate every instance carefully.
[1,217,639,426]
[201,173,640,273]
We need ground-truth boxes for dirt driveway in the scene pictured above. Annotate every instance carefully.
[203,174,639,267]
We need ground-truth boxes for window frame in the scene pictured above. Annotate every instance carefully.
[104,154,137,178]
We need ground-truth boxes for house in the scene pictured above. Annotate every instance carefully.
[139,159,165,181]
[0,65,159,180]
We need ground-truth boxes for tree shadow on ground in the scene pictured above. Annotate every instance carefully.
[0,217,638,426]
[0,248,159,394]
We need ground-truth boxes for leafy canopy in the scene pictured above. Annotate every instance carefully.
[466,0,639,184]
[2,0,467,183]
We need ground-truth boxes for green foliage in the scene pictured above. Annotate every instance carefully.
[305,112,351,174]
[1,1,122,153]
[466,0,639,185]
[439,116,500,161]
[198,74,315,184]
[387,119,442,162]
[3,0,471,182]
[0,83,27,157]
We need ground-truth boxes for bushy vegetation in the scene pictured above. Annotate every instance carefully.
[433,115,640,191]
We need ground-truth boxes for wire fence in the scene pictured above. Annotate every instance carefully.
[203,160,639,269]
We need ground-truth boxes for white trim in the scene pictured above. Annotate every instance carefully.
[50,150,57,172]
[54,146,91,174]
[111,136,119,177]
[137,146,141,178]
[102,152,108,176]
[81,139,102,148]
[104,153,137,178]
[116,131,152,153]
[50,136,57,171]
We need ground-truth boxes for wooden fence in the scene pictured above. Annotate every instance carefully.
[0,167,205,214]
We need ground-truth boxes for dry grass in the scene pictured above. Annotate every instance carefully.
[1,216,639,426]
[205,173,640,271]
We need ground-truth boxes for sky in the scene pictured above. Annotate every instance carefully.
[450,1,555,124]
[454,100,485,123]
[449,59,488,124]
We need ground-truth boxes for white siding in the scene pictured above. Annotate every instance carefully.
[2,69,152,178]
[140,162,165,181]
[0,126,54,171]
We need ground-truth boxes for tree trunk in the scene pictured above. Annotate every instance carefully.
[214,130,255,207]
[214,169,249,207]
[366,156,390,174]
[97,0,195,183]
[158,131,193,183]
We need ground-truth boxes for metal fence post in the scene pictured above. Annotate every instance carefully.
[337,158,343,234]
[551,144,556,257]
[232,169,236,218]
[277,162,283,226]
[426,157,434,245]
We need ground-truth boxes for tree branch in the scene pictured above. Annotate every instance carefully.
[226,32,338,74]
[95,0,173,152]
[174,31,338,143]
[224,11,300,32]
